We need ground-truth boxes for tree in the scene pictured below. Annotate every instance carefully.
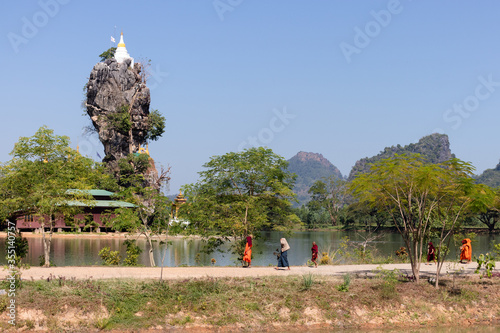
[99,47,116,61]
[351,154,475,284]
[179,147,300,256]
[145,109,166,142]
[103,165,172,267]
[468,185,500,232]
[308,177,349,226]
[0,126,114,267]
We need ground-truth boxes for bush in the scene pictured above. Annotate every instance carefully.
[98,247,121,265]
[123,240,142,266]
[337,273,351,292]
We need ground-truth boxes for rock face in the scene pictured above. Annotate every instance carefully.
[86,58,158,188]
[287,152,343,206]
[348,133,454,180]
[476,160,500,188]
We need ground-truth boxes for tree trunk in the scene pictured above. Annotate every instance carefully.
[145,231,156,267]
[42,223,53,268]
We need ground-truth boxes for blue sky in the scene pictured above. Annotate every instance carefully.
[1,0,499,194]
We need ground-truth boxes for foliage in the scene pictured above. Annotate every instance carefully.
[395,247,408,262]
[116,153,151,188]
[319,252,331,265]
[467,184,500,232]
[286,152,343,207]
[348,133,453,180]
[374,267,400,299]
[123,239,142,266]
[475,161,500,188]
[351,153,475,283]
[107,105,132,135]
[145,109,165,142]
[301,273,315,291]
[0,126,115,267]
[99,47,116,61]
[474,253,496,278]
[180,147,300,254]
[98,247,121,265]
[337,273,351,292]
[308,177,349,226]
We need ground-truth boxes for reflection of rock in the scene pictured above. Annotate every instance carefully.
[85,57,158,189]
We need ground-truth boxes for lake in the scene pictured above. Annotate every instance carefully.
[2,230,499,267]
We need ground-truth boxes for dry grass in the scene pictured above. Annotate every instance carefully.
[0,273,499,331]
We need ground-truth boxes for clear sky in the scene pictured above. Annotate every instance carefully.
[1,1,499,194]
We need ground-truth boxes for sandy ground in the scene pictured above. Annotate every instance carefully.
[3,261,496,281]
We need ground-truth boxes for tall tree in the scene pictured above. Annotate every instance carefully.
[308,177,348,226]
[468,185,500,233]
[0,126,114,267]
[179,147,300,255]
[351,154,475,283]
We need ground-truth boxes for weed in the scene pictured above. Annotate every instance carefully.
[301,273,314,291]
[98,247,121,266]
[337,273,351,292]
[474,253,496,278]
[373,267,400,299]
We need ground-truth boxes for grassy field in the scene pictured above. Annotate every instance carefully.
[1,270,499,332]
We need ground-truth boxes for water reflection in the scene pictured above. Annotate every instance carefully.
[1,231,499,267]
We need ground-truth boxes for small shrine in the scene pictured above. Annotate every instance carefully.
[171,190,187,219]
[114,31,134,67]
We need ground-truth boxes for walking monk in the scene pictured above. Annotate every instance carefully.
[311,242,319,268]
[243,236,252,268]
[459,238,472,264]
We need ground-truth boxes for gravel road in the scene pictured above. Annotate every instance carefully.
[3,261,492,281]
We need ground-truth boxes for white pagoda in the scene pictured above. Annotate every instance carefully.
[114,32,134,67]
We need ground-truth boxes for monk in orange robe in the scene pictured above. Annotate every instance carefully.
[459,238,472,263]
[243,236,252,268]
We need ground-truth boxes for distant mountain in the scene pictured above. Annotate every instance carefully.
[287,152,343,206]
[476,161,500,188]
[348,133,454,180]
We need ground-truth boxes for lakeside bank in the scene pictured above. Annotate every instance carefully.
[0,263,499,332]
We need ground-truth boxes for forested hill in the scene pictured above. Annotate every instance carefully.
[287,152,342,206]
[476,161,500,188]
[347,133,454,180]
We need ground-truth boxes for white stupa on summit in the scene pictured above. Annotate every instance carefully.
[114,32,134,67]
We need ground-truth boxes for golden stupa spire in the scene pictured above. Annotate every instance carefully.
[117,31,125,48]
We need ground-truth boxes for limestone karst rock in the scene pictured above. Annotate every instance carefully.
[85,58,159,189]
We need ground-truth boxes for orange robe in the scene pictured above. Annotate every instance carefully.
[460,239,472,261]
[243,242,252,264]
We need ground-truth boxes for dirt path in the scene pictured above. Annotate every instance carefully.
[4,261,494,280]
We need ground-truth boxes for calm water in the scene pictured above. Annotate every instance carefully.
[1,230,499,267]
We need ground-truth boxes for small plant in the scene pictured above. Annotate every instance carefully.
[38,255,56,267]
[98,247,121,266]
[474,253,496,278]
[374,267,400,299]
[211,258,216,266]
[395,247,408,262]
[337,273,351,292]
[123,239,142,266]
[446,261,465,291]
[319,252,331,265]
[301,273,314,291]
[195,253,202,265]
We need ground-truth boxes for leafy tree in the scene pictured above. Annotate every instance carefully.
[0,126,114,267]
[351,154,475,284]
[308,177,349,226]
[180,147,300,255]
[99,47,116,61]
[468,184,500,232]
[145,109,166,142]
[103,163,172,267]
